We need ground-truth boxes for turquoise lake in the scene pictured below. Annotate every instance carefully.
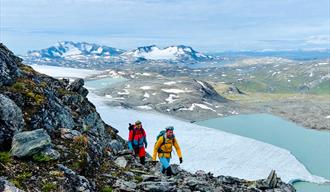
[196,114,330,192]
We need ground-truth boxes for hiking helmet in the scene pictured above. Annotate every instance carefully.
[165,126,174,132]
[135,120,142,125]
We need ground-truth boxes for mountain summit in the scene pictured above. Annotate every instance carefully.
[123,45,212,61]
[27,41,125,59]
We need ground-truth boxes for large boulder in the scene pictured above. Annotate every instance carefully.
[11,129,51,158]
[0,94,25,150]
[0,43,22,86]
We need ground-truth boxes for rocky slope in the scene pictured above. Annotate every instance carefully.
[0,43,295,191]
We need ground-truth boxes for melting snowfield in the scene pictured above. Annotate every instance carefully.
[29,64,101,79]
[31,65,328,184]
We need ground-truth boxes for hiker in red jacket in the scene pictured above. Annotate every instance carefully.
[128,120,147,165]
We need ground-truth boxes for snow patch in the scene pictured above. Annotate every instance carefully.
[144,92,150,98]
[140,86,152,90]
[179,103,216,112]
[161,89,191,94]
[164,81,177,85]
[136,105,153,110]
[118,89,129,95]
[165,94,179,104]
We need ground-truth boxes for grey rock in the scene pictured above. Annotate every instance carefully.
[107,140,124,155]
[0,94,25,150]
[137,181,175,192]
[11,129,51,158]
[266,170,278,188]
[123,171,135,178]
[113,179,137,191]
[118,149,133,156]
[60,128,81,139]
[184,177,208,188]
[0,43,22,86]
[30,96,74,132]
[67,78,84,92]
[114,156,127,168]
[83,112,105,136]
[58,164,93,192]
[67,78,89,97]
[141,175,160,182]
[0,177,24,192]
[42,147,60,160]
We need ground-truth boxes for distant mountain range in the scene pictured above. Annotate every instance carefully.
[23,41,328,69]
[26,41,212,62]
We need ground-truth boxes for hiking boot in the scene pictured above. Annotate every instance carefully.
[165,167,173,176]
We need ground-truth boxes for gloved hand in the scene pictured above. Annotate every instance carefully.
[179,157,183,164]
[145,142,148,149]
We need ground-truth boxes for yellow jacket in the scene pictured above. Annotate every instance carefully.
[152,136,182,160]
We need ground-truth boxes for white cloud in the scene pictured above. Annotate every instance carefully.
[305,35,330,45]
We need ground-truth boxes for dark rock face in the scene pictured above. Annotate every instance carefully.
[0,94,25,150]
[0,43,22,86]
[193,79,227,102]
[67,78,89,97]
[30,96,74,132]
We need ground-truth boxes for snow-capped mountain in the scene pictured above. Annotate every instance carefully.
[123,45,212,61]
[23,41,217,69]
[27,41,125,59]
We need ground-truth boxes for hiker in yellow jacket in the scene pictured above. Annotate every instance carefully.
[152,126,182,176]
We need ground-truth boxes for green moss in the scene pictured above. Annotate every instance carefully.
[42,182,57,192]
[0,151,12,164]
[26,92,45,105]
[134,175,143,183]
[20,65,35,74]
[101,186,113,192]
[71,161,82,170]
[32,153,52,162]
[12,82,27,91]
[10,172,33,190]
[57,88,71,96]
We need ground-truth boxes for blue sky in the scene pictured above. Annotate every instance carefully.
[1,0,329,54]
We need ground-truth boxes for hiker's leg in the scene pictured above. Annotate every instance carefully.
[165,158,173,176]
[159,157,170,173]
[133,148,139,157]
[138,147,146,165]
[140,156,145,165]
